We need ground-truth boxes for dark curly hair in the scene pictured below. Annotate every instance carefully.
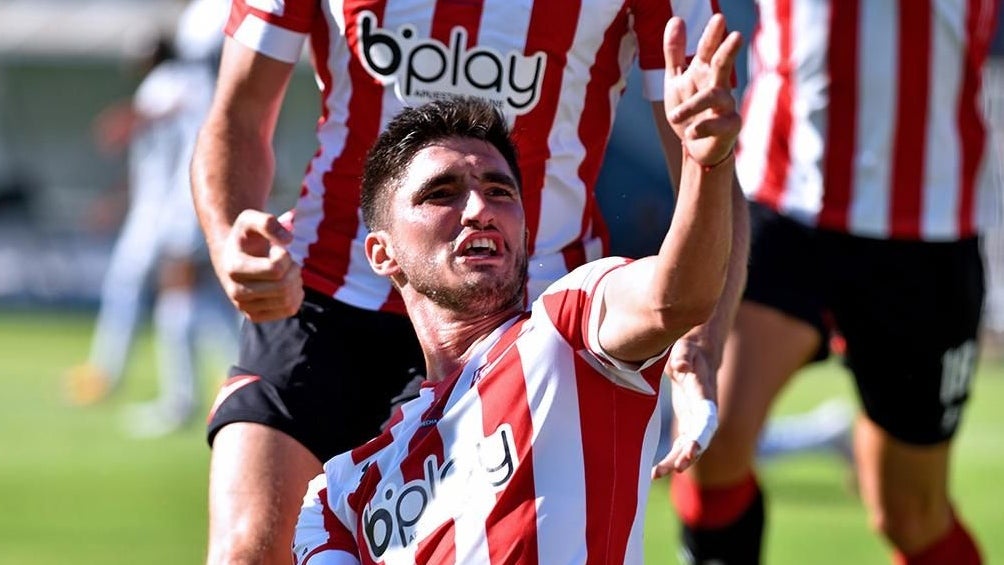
[360,96,521,231]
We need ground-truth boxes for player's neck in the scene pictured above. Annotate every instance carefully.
[409,302,521,382]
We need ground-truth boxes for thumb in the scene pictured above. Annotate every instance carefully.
[236,209,293,246]
[262,213,294,246]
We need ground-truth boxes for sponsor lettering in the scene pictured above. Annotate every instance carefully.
[361,424,518,559]
[357,11,546,116]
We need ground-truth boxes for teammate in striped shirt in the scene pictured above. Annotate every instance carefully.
[670,1,1000,563]
[191,1,749,563]
[292,18,741,561]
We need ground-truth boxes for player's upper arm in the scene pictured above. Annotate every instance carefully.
[209,37,298,137]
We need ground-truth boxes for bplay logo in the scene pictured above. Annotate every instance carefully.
[356,11,546,116]
[361,424,519,560]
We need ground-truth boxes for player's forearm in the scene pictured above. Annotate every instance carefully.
[676,178,749,368]
[651,153,736,335]
[599,154,734,362]
[190,113,277,258]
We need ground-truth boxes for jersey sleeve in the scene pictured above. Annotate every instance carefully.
[293,475,361,565]
[225,0,316,64]
[536,257,668,386]
[633,0,717,100]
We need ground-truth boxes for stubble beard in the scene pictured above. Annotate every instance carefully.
[407,252,528,315]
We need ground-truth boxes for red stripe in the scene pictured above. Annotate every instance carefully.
[299,487,360,564]
[478,322,539,565]
[818,0,859,231]
[511,1,583,259]
[956,0,998,237]
[543,290,588,347]
[889,0,931,239]
[301,1,387,303]
[224,0,250,36]
[415,519,457,564]
[430,0,483,45]
[574,354,658,564]
[753,0,795,209]
[636,0,673,70]
[569,5,637,272]
[226,0,316,35]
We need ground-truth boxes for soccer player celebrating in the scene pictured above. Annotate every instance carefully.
[291,15,741,564]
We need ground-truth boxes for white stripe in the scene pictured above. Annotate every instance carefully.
[848,0,898,238]
[779,0,829,223]
[534,5,605,269]
[921,3,966,239]
[334,219,397,309]
[246,0,284,15]
[640,68,664,101]
[232,12,306,63]
[481,0,534,54]
[442,323,517,563]
[735,0,783,200]
[521,316,589,565]
[736,74,780,199]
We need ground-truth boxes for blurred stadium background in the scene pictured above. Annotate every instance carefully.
[0,1,1002,564]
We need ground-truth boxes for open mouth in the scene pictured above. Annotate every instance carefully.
[460,237,499,257]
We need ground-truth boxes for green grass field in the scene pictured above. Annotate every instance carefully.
[2,309,1002,564]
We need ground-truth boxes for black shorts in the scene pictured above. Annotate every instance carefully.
[744,202,985,445]
[206,289,424,462]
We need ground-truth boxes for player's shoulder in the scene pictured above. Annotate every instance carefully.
[543,256,632,295]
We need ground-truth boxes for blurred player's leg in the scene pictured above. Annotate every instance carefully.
[64,198,162,405]
[855,418,979,563]
[123,256,200,437]
[672,301,821,564]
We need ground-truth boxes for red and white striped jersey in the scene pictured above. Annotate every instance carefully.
[737,0,1001,241]
[225,0,717,314]
[292,257,667,565]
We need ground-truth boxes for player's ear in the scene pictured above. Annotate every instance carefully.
[365,230,400,277]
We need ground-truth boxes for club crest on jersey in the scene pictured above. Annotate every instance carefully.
[361,424,519,560]
[357,11,546,117]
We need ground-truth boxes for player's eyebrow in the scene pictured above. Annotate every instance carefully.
[478,170,519,191]
[417,169,518,194]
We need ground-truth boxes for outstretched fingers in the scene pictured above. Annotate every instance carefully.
[693,13,727,68]
[663,17,688,77]
[711,30,743,87]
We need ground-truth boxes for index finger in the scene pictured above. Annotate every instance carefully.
[710,30,743,88]
[693,13,727,66]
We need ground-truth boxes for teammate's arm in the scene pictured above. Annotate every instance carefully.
[191,37,304,322]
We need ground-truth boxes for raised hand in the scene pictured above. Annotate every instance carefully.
[215,209,304,322]
[663,14,742,168]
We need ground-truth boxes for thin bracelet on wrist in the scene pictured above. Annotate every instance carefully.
[684,145,735,172]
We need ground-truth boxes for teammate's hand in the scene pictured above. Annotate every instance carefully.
[652,339,719,478]
[662,14,742,168]
[215,208,304,322]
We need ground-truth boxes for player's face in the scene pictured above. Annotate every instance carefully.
[385,137,528,313]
